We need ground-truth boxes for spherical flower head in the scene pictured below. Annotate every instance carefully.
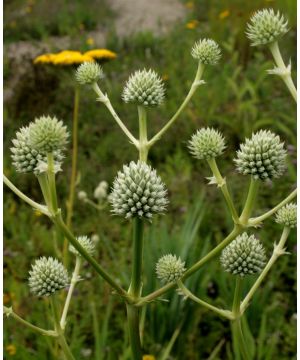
[28,257,69,297]
[220,233,266,277]
[11,126,64,174]
[109,161,168,220]
[191,39,221,65]
[122,69,165,107]
[234,130,286,181]
[188,127,226,160]
[246,9,289,46]
[78,190,88,201]
[275,203,297,228]
[156,254,186,283]
[28,116,69,153]
[69,236,96,257]
[75,62,104,85]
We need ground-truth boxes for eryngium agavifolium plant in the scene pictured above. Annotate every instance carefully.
[4,8,297,360]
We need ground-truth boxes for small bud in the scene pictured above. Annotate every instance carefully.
[191,39,221,65]
[234,130,286,181]
[91,234,100,244]
[75,62,104,85]
[94,181,108,200]
[28,116,69,153]
[122,69,165,107]
[156,254,186,283]
[69,236,96,257]
[78,191,88,201]
[275,203,297,228]
[220,233,266,277]
[28,257,69,297]
[109,161,168,220]
[188,127,226,160]
[246,9,289,46]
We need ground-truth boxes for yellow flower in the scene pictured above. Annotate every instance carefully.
[34,53,56,64]
[219,10,230,20]
[186,20,199,29]
[6,344,17,356]
[143,356,155,360]
[86,37,95,46]
[185,1,194,9]
[52,51,94,65]
[34,210,43,217]
[84,49,117,61]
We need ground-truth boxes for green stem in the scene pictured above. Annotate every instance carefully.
[148,62,205,147]
[129,218,144,297]
[232,277,242,317]
[60,256,82,330]
[47,152,58,214]
[126,304,143,360]
[268,41,297,102]
[3,175,50,216]
[138,106,148,162]
[36,173,51,208]
[239,177,259,225]
[240,226,290,314]
[248,189,297,226]
[207,158,239,223]
[177,281,234,320]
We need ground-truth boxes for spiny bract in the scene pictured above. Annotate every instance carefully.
[69,236,96,257]
[275,203,297,228]
[75,62,104,85]
[220,233,266,277]
[188,127,226,160]
[246,8,289,46]
[28,257,69,296]
[11,126,64,174]
[191,38,221,65]
[156,254,186,283]
[109,161,168,220]
[28,115,69,153]
[122,69,165,107]
[234,130,286,181]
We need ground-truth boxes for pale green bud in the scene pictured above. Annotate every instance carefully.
[191,39,221,65]
[156,254,186,283]
[69,236,96,257]
[75,62,104,85]
[276,203,297,228]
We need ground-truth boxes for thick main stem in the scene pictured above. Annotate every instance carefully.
[47,152,58,214]
[239,177,259,225]
[138,106,148,162]
[126,304,143,360]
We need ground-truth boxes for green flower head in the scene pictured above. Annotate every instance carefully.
[191,39,221,65]
[156,254,186,283]
[75,62,104,85]
[275,203,297,228]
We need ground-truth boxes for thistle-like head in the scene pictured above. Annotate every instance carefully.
[191,39,221,65]
[109,161,168,220]
[276,203,297,228]
[69,236,96,257]
[188,127,225,160]
[28,116,69,153]
[28,257,69,296]
[246,8,289,46]
[75,62,104,85]
[220,233,266,277]
[122,69,165,107]
[234,130,286,181]
[156,254,186,283]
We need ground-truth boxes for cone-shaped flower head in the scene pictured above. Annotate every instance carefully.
[220,233,266,277]
[122,69,165,107]
[109,161,168,220]
[246,9,289,46]
[156,254,186,283]
[188,127,226,160]
[69,236,96,257]
[275,203,297,228]
[28,116,69,153]
[191,39,221,65]
[11,126,64,174]
[28,257,69,296]
[75,62,104,85]
[234,130,286,181]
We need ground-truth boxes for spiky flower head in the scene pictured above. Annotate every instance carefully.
[75,62,104,85]
[275,203,297,228]
[156,254,186,283]
[234,130,286,181]
[28,116,69,153]
[122,69,165,107]
[11,126,64,174]
[69,236,96,257]
[246,9,289,46]
[191,39,221,65]
[220,233,266,277]
[28,257,69,296]
[109,161,168,220]
[188,127,226,160]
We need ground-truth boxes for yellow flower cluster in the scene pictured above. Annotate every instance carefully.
[34,49,117,66]
[143,356,155,360]
[186,19,199,29]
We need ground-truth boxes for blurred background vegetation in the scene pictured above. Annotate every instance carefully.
[4,0,296,359]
